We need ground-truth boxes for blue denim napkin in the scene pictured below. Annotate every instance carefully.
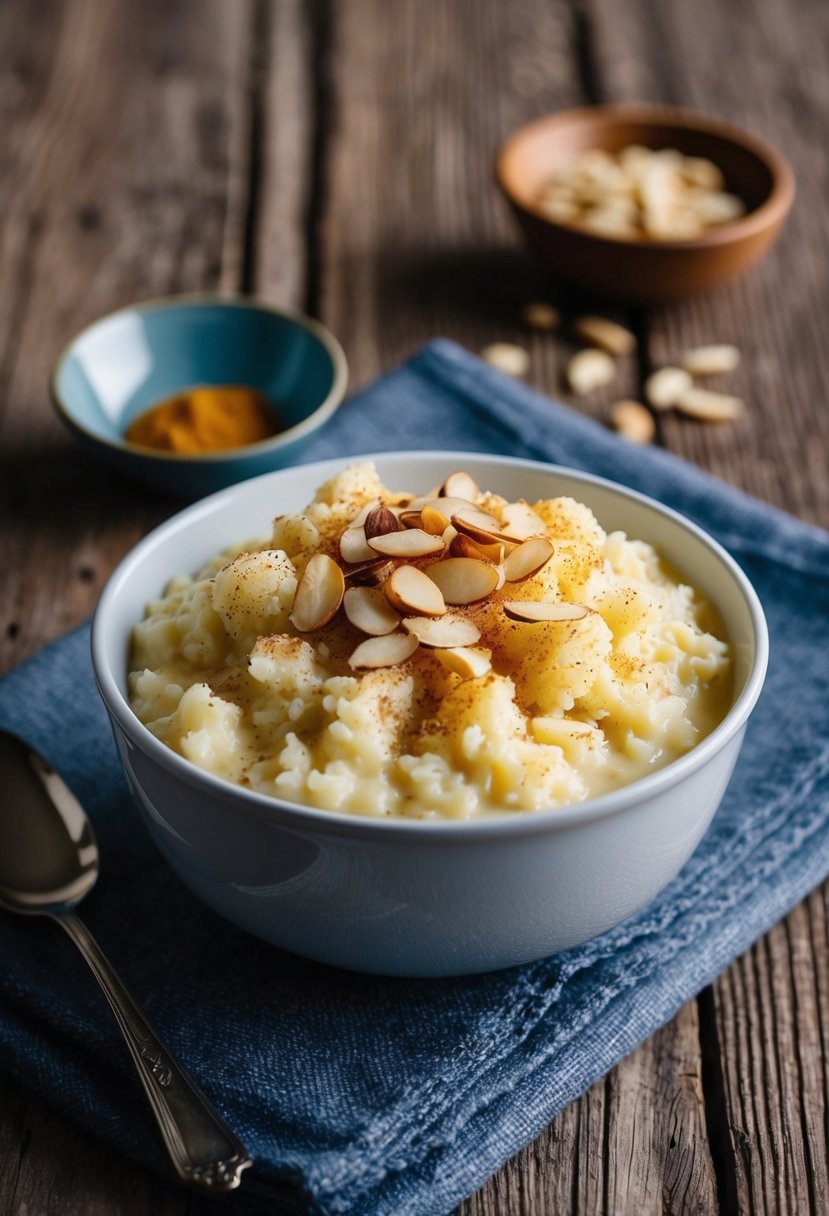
[1,339,828,1216]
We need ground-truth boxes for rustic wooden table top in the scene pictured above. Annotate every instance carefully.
[1,0,827,1212]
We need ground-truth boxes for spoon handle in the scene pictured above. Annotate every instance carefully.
[54,910,252,1193]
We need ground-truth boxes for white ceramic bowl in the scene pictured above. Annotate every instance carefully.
[92,453,768,976]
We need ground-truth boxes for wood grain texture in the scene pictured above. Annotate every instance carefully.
[0,0,253,675]
[0,1075,209,1216]
[0,0,827,1213]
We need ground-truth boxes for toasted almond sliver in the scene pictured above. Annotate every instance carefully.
[434,646,492,679]
[364,503,403,540]
[450,533,503,563]
[610,399,655,445]
[417,495,478,517]
[441,502,499,527]
[343,586,401,636]
[504,536,554,583]
[290,554,345,632]
[440,471,480,501]
[522,302,560,332]
[367,529,445,558]
[573,315,636,356]
[340,526,375,564]
[481,342,529,378]
[398,510,426,529]
[567,349,616,395]
[425,557,500,605]
[674,387,744,422]
[680,344,741,376]
[402,615,482,648]
[503,600,589,623]
[344,558,394,586]
[384,565,447,617]
[500,500,547,540]
[645,366,693,410]
[421,504,451,535]
[681,156,725,191]
[348,632,419,670]
[451,513,517,551]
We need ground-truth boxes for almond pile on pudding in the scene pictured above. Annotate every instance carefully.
[129,462,732,820]
[288,469,591,678]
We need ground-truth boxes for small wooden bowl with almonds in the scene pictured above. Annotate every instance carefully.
[496,105,795,304]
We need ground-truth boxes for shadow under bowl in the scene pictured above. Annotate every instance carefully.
[51,294,348,497]
[496,104,795,304]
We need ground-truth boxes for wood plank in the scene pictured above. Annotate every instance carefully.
[586,1,829,1213]
[0,1075,202,1216]
[315,0,642,420]
[711,888,829,1216]
[0,0,254,676]
[460,1004,717,1216]
[0,0,302,1211]
[249,0,314,306]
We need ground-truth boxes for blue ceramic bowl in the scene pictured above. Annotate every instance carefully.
[50,295,348,496]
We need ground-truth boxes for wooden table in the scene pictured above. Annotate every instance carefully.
[2,1,827,1212]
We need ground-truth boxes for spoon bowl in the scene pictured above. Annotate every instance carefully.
[0,733,98,912]
[0,729,252,1193]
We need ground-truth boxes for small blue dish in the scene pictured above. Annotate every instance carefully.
[50,294,348,496]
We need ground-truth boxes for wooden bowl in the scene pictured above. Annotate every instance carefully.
[495,105,795,304]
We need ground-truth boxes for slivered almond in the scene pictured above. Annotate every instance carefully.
[494,563,506,592]
[504,537,554,583]
[500,501,547,540]
[645,367,692,410]
[290,554,345,632]
[610,399,655,445]
[451,505,501,530]
[450,533,503,563]
[435,647,492,679]
[522,301,560,331]
[384,565,447,616]
[344,558,394,585]
[399,510,426,529]
[340,527,375,564]
[402,615,482,648]
[425,557,500,605]
[451,514,517,550]
[503,601,589,623]
[674,387,744,422]
[343,586,401,636]
[367,529,445,558]
[440,471,479,501]
[364,503,402,540]
[349,632,419,670]
[422,495,481,518]
[680,344,740,376]
[442,524,458,546]
[421,504,450,534]
[567,349,616,395]
[573,315,636,356]
[481,342,529,378]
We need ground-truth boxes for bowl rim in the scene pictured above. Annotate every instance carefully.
[91,450,769,840]
[49,292,349,464]
[495,103,796,252]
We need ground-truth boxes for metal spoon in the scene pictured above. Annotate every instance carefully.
[0,729,252,1193]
